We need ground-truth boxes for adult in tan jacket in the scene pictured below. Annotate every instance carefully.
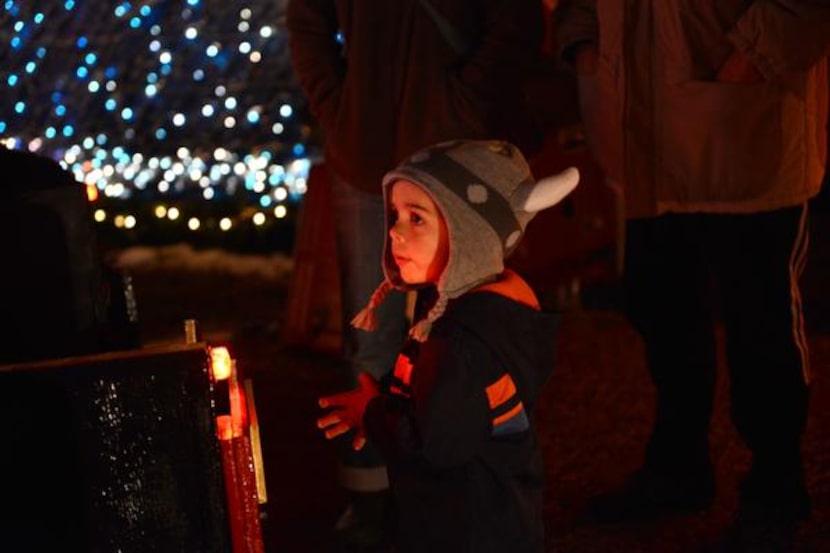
[555,1,829,550]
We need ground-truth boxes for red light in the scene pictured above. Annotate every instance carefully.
[210,346,233,381]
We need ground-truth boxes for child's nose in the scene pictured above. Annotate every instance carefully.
[389,224,405,242]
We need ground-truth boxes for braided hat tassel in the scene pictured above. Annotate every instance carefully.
[408,293,448,342]
[351,280,393,332]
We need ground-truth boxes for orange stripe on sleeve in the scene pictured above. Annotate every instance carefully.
[486,373,517,409]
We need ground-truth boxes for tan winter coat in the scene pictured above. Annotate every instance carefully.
[555,1,830,218]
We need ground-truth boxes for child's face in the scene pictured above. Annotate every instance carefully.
[389,180,449,285]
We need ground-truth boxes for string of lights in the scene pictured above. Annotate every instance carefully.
[1,0,315,252]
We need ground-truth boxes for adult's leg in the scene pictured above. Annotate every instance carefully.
[625,214,717,477]
[588,215,716,522]
[711,204,811,520]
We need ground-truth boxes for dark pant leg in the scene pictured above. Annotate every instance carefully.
[624,216,716,476]
[331,176,408,489]
[708,205,811,518]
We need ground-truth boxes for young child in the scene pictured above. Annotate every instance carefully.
[317,139,579,552]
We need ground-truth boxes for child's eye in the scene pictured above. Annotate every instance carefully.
[410,212,423,225]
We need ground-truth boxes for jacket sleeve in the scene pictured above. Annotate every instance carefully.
[551,0,599,66]
[729,0,830,78]
[285,0,345,129]
[456,0,544,104]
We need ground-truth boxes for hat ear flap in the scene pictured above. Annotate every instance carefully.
[513,166,580,213]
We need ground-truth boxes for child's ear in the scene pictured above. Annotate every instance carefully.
[513,167,580,213]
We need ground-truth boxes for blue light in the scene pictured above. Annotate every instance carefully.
[0,122,6,133]
[259,196,272,208]
[14,21,24,32]
[114,5,128,17]
[36,47,46,58]
[62,125,74,137]
[76,36,87,49]
[105,98,117,111]
[161,64,172,76]
[105,66,117,79]
[51,91,62,102]
[75,66,88,79]
[129,17,141,28]
[121,107,134,121]
[247,110,260,124]
[55,104,66,116]
[34,12,45,24]
[14,101,25,114]
[187,0,199,5]
[147,72,158,84]
[155,128,167,140]
[139,5,151,16]
[145,84,157,97]
[96,134,108,145]
[64,0,75,9]
[46,126,57,138]
[193,69,204,81]
[10,37,22,50]
[25,61,36,73]
[84,52,97,65]
[7,74,18,86]
[292,143,305,156]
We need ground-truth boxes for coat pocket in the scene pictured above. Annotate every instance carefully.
[660,80,783,204]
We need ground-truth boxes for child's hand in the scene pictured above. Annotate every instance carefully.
[317,372,381,451]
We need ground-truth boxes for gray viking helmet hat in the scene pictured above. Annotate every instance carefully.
[352,139,579,342]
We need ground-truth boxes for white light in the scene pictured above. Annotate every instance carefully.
[259,26,273,38]
[279,104,293,118]
[185,26,198,39]
[219,217,232,231]
[124,215,137,229]
[202,187,215,200]
[223,116,236,129]
[271,122,284,135]
[274,187,288,201]
[94,209,107,222]
[154,205,167,218]
[274,205,287,219]
[238,41,251,54]
[173,113,186,126]
[240,8,252,19]
[167,207,180,220]
[214,147,229,161]
[249,51,261,63]
[159,51,172,64]
[176,147,190,159]
[252,212,266,226]
[188,217,200,231]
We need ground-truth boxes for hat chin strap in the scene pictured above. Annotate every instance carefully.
[513,166,580,213]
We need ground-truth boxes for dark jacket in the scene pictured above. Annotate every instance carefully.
[286,0,543,192]
[365,290,558,552]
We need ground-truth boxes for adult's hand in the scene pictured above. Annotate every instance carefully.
[716,49,764,84]
[574,44,599,75]
[317,372,381,451]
